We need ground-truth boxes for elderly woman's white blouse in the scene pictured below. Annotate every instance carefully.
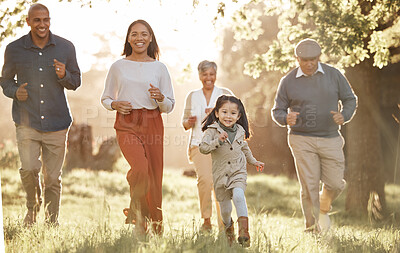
[101,59,175,113]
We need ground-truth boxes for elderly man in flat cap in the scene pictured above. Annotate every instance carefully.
[271,38,357,233]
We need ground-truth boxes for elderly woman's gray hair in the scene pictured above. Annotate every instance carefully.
[198,60,217,74]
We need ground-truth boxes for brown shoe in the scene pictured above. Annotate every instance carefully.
[201,218,212,232]
[237,216,250,247]
[123,207,148,237]
[23,209,37,227]
[225,218,235,245]
[123,208,136,224]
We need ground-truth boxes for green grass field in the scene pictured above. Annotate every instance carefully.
[1,156,400,252]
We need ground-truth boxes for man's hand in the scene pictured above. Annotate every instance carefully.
[286,112,299,126]
[16,83,28,101]
[54,59,66,79]
[330,111,344,125]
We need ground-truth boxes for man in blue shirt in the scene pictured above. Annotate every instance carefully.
[0,3,81,225]
[272,39,357,233]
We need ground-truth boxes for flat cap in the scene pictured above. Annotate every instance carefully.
[295,38,321,58]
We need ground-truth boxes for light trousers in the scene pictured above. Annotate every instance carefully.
[288,134,346,228]
[189,146,223,227]
[219,188,248,227]
[16,124,68,223]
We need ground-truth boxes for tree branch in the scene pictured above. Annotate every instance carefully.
[389,46,400,56]
[376,9,400,31]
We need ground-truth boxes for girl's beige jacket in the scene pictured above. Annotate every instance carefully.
[199,122,258,201]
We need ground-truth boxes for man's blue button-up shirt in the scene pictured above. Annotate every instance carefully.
[0,31,81,132]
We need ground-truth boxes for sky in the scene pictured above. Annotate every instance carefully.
[0,0,245,74]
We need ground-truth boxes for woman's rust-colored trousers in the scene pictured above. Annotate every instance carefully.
[114,109,164,234]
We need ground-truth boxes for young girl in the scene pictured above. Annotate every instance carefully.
[199,95,264,247]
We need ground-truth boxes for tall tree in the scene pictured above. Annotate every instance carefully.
[220,0,400,215]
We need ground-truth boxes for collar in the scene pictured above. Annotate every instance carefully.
[24,31,56,49]
[296,62,324,78]
[218,121,238,133]
[208,122,244,141]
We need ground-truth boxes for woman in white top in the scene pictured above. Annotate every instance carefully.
[101,19,175,235]
[182,60,233,231]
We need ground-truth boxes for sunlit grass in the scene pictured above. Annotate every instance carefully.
[2,161,400,252]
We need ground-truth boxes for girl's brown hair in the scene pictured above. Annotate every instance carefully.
[202,95,250,139]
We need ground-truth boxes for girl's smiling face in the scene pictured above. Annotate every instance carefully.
[215,101,241,128]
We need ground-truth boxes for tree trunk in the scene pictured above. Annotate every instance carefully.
[344,59,386,216]
[64,123,121,171]
[64,123,93,171]
[90,137,121,171]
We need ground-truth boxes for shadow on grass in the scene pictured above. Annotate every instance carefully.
[245,174,400,230]
[323,230,400,253]
[245,175,303,218]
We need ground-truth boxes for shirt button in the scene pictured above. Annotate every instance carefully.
[215,146,218,148]
[41,100,44,104]
[228,161,231,164]
[40,84,44,88]
[41,116,45,119]
[39,68,43,71]
[39,52,42,56]
[230,147,233,150]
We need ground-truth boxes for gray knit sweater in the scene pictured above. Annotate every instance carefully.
[271,63,357,137]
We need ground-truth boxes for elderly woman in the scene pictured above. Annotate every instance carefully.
[182,60,233,231]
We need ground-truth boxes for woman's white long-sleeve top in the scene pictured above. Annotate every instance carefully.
[101,59,175,113]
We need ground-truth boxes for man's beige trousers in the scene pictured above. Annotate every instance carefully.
[288,134,346,228]
[16,125,67,223]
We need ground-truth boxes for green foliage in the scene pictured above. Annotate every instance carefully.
[231,5,263,41]
[221,0,400,76]
[0,0,37,45]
